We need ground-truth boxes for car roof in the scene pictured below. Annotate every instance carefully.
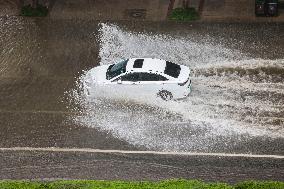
[126,58,166,74]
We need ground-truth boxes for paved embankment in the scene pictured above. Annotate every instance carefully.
[1,0,284,22]
[0,148,283,182]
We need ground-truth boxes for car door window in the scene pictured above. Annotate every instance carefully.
[139,73,168,81]
[120,73,140,82]
[158,74,168,81]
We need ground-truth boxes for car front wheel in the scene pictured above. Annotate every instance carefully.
[157,90,173,101]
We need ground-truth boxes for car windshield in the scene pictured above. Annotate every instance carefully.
[106,59,128,80]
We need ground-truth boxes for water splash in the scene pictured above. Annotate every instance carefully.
[98,23,247,68]
[68,23,284,153]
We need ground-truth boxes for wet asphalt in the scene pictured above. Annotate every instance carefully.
[0,17,283,181]
[0,150,283,183]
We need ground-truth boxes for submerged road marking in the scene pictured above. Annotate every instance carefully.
[0,147,283,159]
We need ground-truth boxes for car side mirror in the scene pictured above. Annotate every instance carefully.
[117,79,122,84]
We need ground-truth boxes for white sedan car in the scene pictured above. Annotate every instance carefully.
[86,58,191,100]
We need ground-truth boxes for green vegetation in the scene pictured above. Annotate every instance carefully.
[0,180,283,189]
[169,7,199,21]
[235,181,284,189]
[21,4,48,17]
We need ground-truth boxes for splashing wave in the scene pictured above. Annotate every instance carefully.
[67,23,284,153]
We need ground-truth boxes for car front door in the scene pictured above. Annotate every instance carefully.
[108,73,141,99]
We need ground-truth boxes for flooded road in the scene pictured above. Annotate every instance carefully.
[0,17,138,150]
[71,23,284,155]
[0,17,283,156]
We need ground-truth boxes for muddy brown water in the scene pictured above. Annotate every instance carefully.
[0,17,138,150]
[0,16,283,155]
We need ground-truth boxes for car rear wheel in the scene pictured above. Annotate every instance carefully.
[157,90,173,101]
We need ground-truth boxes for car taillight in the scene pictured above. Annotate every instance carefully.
[178,78,189,86]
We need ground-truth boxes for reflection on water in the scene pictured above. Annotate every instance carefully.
[69,23,284,154]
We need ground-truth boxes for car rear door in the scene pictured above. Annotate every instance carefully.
[138,73,168,98]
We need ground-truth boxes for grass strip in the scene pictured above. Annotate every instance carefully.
[0,180,283,189]
[169,7,199,21]
[21,4,48,17]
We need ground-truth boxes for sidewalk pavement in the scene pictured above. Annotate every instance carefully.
[1,0,284,22]
[48,0,169,21]
[201,0,284,22]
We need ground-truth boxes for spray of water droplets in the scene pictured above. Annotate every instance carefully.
[67,23,284,153]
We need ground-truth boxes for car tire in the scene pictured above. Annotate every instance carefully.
[158,90,173,101]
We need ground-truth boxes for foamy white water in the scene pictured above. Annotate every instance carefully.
[68,23,284,153]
